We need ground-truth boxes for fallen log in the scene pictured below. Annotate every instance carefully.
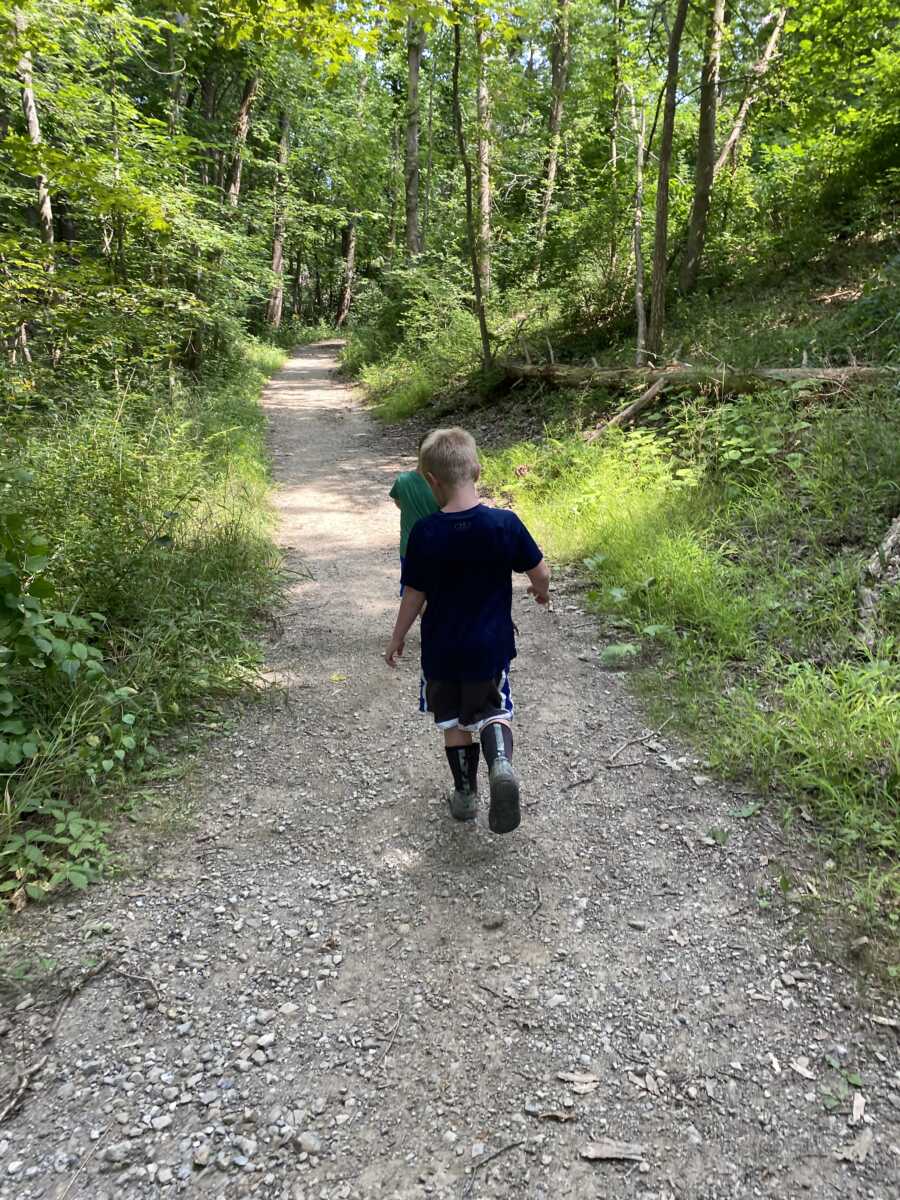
[858,513,900,652]
[585,376,668,442]
[504,362,891,393]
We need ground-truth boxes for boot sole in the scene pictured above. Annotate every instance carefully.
[488,772,520,834]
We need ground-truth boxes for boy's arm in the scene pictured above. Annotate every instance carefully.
[385,587,426,666]
[526,558,551,605]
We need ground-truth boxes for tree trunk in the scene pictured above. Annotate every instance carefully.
[535,0,571,263]
[608,0,622,274]
[474,20,491,295]
[626,88,647,365]
[165,17,186,136]
[225,75,259,207]
[422,31,438,249]
[646,0,690,360]
[405,18,425,255]
[504,363,889,392]
[451,13,492,371]
[713,8,787,177]
[290,253,304,317]
[13,8,54,257]
[266,111,290,328]
[199,71,217,186]
[387,124,400,264]
[679,0,726,293]
[335,221,357,328]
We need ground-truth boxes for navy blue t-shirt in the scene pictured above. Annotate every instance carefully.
[401,504,543,682]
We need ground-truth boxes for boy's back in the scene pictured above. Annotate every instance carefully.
[402,503,541,682]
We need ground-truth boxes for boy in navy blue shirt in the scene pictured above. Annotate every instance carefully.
[384,427,551,833]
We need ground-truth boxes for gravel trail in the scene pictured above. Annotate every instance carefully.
[2,343,898,1200]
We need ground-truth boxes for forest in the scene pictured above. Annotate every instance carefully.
[0,1,898,950]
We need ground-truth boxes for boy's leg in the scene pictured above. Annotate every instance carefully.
[480,718,520,834]
[442,729,480,821]
[424,681,480,821]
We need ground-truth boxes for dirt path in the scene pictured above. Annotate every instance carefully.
[2,343,898,1200]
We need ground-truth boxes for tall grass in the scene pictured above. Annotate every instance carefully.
[1,340,284,904]
[484,388,900,933]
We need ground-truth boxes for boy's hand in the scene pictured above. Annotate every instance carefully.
[528,584,550,605]
[384,635,405,667]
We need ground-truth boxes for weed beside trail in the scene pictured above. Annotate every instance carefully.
[1,341,284,907]
[483,388,900,939]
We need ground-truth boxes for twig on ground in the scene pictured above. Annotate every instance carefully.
[463,1139,526,1198]
[608,715,673,761]
[530,884,542,918]
[375,1012,401,1071]
[0,1054,48,1126]
[1,957,113,1126]
[477,982,509,1004]
[562,772,597,793]
[109,963,161,1004]
[59,1117,115,1199]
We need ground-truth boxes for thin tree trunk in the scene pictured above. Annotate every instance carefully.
[13,8,54,257]
[535,0,571,262]
[335,221,357,328]
[291,254,307,317]
[646,0,690,360]
[225,75,259,206]
[405,18,425,255]
[679,0,726,293]
[266,111,290,328]
[713,8,787,177]
[199,71,217,186]
[165,18,186,136]
[626,88,647,366]
[451,14,492,371]
[474,20,491,295]
[609,0,623,274]
[387,124,400,264]
[422,32,438,249]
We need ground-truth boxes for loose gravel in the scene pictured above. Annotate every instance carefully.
[1,343,898,1200]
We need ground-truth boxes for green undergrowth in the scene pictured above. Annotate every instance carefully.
[482,387,900,954]
[342,264,484,420]
[0,340,285,909]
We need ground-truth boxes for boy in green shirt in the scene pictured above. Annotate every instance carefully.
[390,450,439,592]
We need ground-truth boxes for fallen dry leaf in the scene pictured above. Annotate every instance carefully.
[670,929,688,947]
[834,1126,873,1164]
[580,1138,645,1163]
[790,1056,816,1081]
[849,1093,866,1127]
[558,1070,599,1095]
[538,1109,576,1123]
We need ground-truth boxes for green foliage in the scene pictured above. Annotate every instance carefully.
[484,383,900,919]
[0,341,283,906]
[343,264,482,419]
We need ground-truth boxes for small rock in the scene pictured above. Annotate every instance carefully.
[194,1145,212,1168]
[157,1167,173,1184]
[482,915,505,931]
[152,1115,173,1131]
[298,1132,322,1155]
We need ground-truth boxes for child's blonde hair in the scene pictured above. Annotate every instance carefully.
[419,427,479,485]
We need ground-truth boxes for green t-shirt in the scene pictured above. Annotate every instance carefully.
[390,470,439,555]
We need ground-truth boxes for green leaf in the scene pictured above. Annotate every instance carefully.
[67,870,89,890]
[71,642,90,661]
[25,883,47,901]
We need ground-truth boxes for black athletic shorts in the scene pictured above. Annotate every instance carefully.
[419,666,513,731]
